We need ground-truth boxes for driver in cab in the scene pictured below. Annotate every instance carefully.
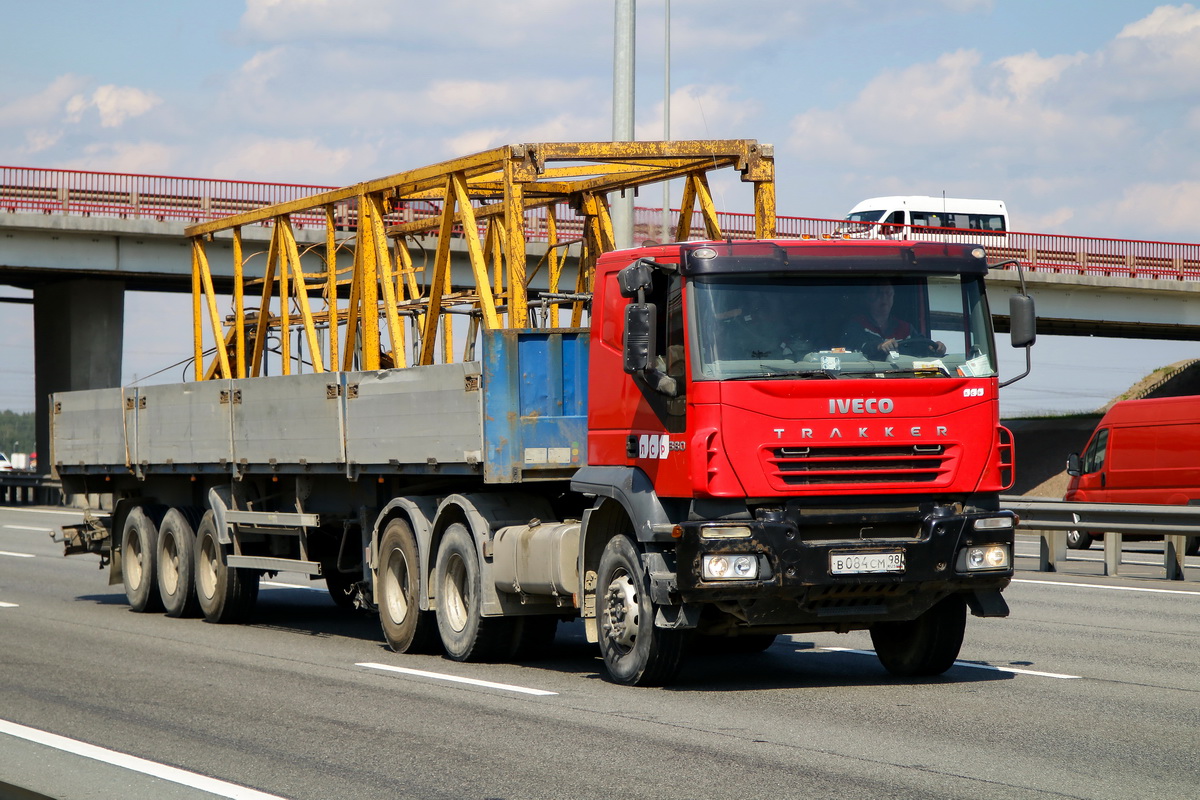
[842,282,946,359]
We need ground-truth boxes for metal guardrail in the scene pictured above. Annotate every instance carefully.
[0,473,62,506]
[1002,497,1198,581]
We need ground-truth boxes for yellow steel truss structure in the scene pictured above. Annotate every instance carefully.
[184,140,776,381]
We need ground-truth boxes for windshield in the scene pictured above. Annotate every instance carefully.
[845,210,886,223]
[688,274,995,381]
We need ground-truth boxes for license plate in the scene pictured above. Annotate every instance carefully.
[830,551,905,575]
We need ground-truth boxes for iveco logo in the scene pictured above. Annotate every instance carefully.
[829,398,894,414]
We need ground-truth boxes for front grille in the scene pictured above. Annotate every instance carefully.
[766,443,952,486]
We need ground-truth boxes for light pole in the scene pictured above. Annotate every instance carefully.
[612,0,635,250]
[662,0,671,243]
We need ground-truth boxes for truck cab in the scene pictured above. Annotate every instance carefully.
[575,239,1023,683]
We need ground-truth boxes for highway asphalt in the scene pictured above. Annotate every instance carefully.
[1,506,1197,800]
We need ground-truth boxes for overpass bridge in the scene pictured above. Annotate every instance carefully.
[4,161,1200,464]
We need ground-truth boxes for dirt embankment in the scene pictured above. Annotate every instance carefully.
[1005,358,1200,498]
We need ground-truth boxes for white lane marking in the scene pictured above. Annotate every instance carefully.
[1,508,87,516]
[0,718,290,800]
[0,550,35,558]
[2,525,52,532]
[1013,578,1200,597]
[358,662,558,696]
[818,647,1082,679]
[0,602,17,608]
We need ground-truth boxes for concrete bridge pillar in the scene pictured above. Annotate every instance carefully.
[33,279,124,474]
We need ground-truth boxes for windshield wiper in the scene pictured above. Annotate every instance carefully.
[882,365,954,378]
[726,368,840,381]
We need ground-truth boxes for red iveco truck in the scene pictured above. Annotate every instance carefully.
[54,142,1035,686]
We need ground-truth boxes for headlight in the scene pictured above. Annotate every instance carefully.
[702,554,759,580]
[959,544,1010,572]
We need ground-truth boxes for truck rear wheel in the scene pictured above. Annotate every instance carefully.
[195,511,259,624]
[869,594,966,677]
[434,523,514,662]
[596,535,688,686]
[157,508,201,618]
[121,506,166,613]
[378,518,438,653]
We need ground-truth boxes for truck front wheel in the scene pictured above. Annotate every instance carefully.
[869,594,966,677]
[121,506,166,613]
[595,535,687,686]
[378,518,438,653]
[195,511,259,624]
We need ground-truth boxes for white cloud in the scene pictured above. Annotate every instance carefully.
[240,0,401,40]
[1113,180,1200,235]
[65,85,161,128]
[0,74,88,127]
[207,137,366,182]
[641,84,762,140]
[58,141,178,174]
[996,51,1087,101]
[1116,3,1200,39]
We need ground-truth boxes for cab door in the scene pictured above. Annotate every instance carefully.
[1071,427,1111,501]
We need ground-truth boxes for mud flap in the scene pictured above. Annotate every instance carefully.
[654,603,701,629]
[965,588,1009,618]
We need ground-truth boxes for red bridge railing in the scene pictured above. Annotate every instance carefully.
[5,165,1199,281]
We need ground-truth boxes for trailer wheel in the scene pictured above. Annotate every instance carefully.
[378,518,438,653]
[157,508,201,618]
[195,511,259,624]
[433,523,514,662]
[869,594,966,678]
[1066,530,1093,550]
[596,535,687,686]
[121,506,166,613]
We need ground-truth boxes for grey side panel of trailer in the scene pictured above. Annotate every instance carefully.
[344,364,483,467]
[231,372,344,465]
[137,381,233,465]
[52,387,131,468]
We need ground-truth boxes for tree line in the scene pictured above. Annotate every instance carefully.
[0,411,35,454]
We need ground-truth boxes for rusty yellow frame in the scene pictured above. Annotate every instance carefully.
[186,140,775,379]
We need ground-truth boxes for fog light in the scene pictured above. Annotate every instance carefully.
[702,554,759,581]
[700,525,753,539]
[961,544,1010,571]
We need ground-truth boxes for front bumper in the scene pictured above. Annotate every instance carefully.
[670,509,1014,623]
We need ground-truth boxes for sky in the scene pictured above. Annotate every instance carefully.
[2,0,1200,421]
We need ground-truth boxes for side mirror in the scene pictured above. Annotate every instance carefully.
[1009,294,1036,348]
[618,260,655,299]
[623,303,657,373]
[1066,453,1081,477]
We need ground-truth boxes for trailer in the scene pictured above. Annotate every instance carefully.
[55,140,1035,685]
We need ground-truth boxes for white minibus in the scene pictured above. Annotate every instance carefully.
[842,196,1009,240]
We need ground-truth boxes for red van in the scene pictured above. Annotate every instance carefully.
[1065,396,1200,554]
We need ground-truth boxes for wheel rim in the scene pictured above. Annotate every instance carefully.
[383,546,411,625]
[602,569,640,653]
[197,535,218,600]
[126,533,145,589]
[161,533,180,595]
[442,553,469,633]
